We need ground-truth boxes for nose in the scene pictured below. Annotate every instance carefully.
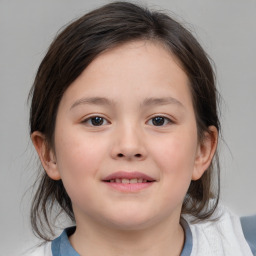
[110,123,147,161]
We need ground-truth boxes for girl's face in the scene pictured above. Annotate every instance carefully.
[39,41,215,230]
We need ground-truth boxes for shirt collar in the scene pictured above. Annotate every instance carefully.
[51,220,193,256]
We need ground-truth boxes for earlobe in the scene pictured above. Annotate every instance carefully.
[192,126,218,181]
[31,131,61,180]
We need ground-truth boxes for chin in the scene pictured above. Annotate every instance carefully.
[108,219,154,231]
[101,209,159,231]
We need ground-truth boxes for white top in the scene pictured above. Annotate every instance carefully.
[185,205,253,255]
[22,205,254,256]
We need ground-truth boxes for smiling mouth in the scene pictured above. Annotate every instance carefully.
[102,171,155,192]
[105,178,154,184]
[103,171,155,183]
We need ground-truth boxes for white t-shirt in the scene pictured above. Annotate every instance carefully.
[23,205,255,256]
[183,205,254,255]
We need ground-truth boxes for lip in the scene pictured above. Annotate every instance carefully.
[103,171,155,181]
[102,171,155,193]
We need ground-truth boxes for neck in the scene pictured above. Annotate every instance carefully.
[69,213,185,256]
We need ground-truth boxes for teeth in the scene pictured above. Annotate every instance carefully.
[122,178,129,184]
[110,178,148,183]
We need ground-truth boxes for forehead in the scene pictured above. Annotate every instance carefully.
[87,40,184,77]
[59,40,193,111]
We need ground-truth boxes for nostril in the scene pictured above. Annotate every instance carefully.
[116,153,142,158]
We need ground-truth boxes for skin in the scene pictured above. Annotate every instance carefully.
[32,40,217,256]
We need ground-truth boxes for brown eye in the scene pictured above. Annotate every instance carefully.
[152,117,165,126]
[82,116,108,126]
[148,116,172,126]
[91,117,104,126]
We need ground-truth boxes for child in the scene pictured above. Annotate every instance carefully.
[27,2,255,255]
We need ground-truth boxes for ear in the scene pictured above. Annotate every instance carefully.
[31,131,61,180]
[192,126,218,181]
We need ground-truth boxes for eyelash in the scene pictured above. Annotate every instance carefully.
[81,116,110,126]
[82,115,173,127]
[147,116,173,126]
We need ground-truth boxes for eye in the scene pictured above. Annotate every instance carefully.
[82,116,109,126]
[147,116,172,126]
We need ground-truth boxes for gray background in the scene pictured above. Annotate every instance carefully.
[0,0,255,255]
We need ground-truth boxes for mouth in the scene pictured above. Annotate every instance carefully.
[102,171,155,192]
[103,171,155,182]
[105,178,153,184]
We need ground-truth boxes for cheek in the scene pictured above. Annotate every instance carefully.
[53,132,110,209]
[150,132,198,178]
[144,132,199,216]
[54,129,108,184]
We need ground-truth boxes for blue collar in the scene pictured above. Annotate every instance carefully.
[51,227,79,256]
[180,217,193,256]
[51,219,193,256]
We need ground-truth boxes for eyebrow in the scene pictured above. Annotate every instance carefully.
[141,97,184,108]
[70,96,184,110]
[70,97,115,110]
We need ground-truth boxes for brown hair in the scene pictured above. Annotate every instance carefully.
[29,1,220,240]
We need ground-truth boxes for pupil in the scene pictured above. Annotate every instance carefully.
[92,117,103,126]
[153,117,164,126]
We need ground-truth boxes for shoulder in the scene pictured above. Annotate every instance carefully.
[21,242,52,256]
[241,215,256,255]
[183,204,254,255]
[186,205,242,235]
